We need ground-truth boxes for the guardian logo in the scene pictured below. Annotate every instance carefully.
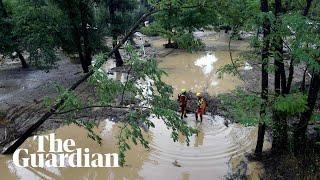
[12,133,119,168]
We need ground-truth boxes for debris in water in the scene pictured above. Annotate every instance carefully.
[243,62,253,70]
[172,160,182,167]
[224,119,229,127]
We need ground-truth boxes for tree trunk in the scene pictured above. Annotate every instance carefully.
[303,0,313,16]
[255,122,266,155]
[272,57,288,154]
[78,48,88,72]
[82,28,92,68]
[114,49,123,67]
[65,1,89,73]
[80,1,92,68]
[109,1,123,67]
[291,0,315,154]
[280,60,286,94]
[298,0,313,92]
[16,51,28,69]
[294,71,320,154]
[0,0,7,17]
[1,1,28,69]
[255,0,270,156]
[73,26,88,73]
[271,0,288,154]
[113,37,123,67]
[300,66,308,92]
[285,57,294,94]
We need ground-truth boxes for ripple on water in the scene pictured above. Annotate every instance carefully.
[146,115,255,170]
[0,114,256,180]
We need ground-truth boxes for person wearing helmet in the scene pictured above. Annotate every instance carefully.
[178,89,188,119]
[195,92,206,122]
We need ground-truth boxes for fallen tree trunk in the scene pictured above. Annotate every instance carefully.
[1,8,156,154]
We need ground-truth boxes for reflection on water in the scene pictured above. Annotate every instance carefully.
[0,119,150,180]
[158,50,242,97]
[194,126,204,147]
[140,115,255,179]
[0,115,257,180]
[194,52,218,75]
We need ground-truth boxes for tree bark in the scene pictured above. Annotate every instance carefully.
[255,122,266,155]
[114,49,123,67]
[0,0,7,17]
[303,0,313,16]
[294,71,320,154]
[16,51,28,69]
[65,0,89,73]
[272,59,288,154]
[285,0,313,94]
[300,66,308,92]
[80,1,92,68]
[74,26,89,73]
[271,0,288,154]
[113,37,124,67]
[109,1,124,67]
[291,0,315,154]
[255,0,270,156]
[285,57,294,94]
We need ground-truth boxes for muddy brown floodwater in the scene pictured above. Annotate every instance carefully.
[0,32,262,179]
[158,51,242,97]
[0,115,258,180]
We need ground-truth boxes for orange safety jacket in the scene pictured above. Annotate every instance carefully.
[197,97,206,109]
[178,94,187,106]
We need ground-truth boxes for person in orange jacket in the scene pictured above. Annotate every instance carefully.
[195,93,206,122]
[178,89,188,119]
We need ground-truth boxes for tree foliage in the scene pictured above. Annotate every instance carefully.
[45,45,196,166]
[217,0,320,155]
[146,0,216,50]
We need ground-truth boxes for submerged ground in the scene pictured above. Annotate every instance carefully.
[0,31,273,179]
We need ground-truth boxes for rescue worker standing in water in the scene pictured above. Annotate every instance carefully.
[195,93,206,122]
[178,89,188,119]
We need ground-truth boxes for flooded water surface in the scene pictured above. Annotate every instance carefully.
[0,32,258,180]
[0,115,257,180]
[158,51,241,97]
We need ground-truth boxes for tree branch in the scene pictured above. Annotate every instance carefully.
[228,35,244,81]
[1,7,156,154]
[1,2,211,154]
[54,105,150,115]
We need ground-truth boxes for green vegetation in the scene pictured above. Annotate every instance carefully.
[43,45,195,166]
[146,0,216,50]
[1,0,320,176]
[104,0,139,66]
[140,26,160,36]
[211,0,320,154]
[218,89,263,126]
